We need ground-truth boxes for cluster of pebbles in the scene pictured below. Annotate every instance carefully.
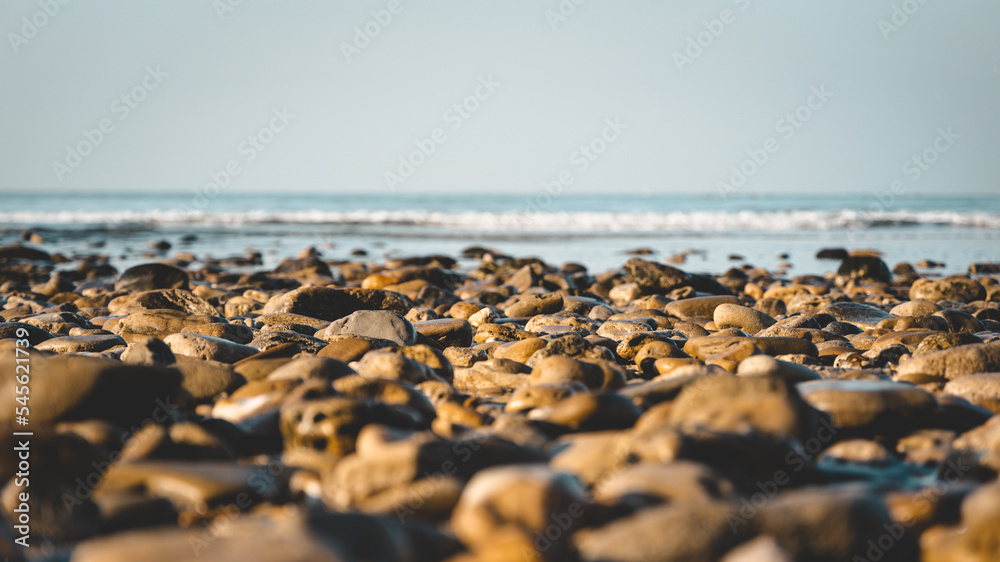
[2,243,1000,561]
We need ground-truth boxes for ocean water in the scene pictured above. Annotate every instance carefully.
[1,192,998,277]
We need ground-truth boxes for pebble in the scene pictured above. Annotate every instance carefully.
[318,309,417,346]
[943,373,1000,414]
[181,321,254,344]
[120,336,177,365]
[897,342,1000,381]
[797,379,937,434]
[3,248,1000,560]
[115,263,190,292]
[412,318,474,347]
[163,333,259,363]
[713,303,776,335]
[34,333,126,353]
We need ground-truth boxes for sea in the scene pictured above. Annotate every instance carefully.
[2,192,999,277]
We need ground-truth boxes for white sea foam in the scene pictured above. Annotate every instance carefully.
[2,208,998,232]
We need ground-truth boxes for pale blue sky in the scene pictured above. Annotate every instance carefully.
[1,1,998,195]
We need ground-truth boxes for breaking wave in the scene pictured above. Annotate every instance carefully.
[1,208,998,232]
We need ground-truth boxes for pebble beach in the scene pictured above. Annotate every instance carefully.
[2,241,1000,561]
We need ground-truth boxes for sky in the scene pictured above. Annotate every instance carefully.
[1,0,999,197]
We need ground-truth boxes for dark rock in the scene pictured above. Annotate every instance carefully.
[115,263,190,293]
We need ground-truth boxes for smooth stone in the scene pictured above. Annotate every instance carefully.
[786,294,833,314]
[474,322,535,344]
[493,337,548,363]
[20,311,91,333]
[505,383,580,413]
[910,277,986,304]
[96,460,279,510]
[412,318,474,347]
[721,537,794,562]
[260,286,411,322]
[115,263,189,292]
[934,309,985,334]
[835,255,892,285]
[525,313,601,334]
[398,344,454,383]
[920,480,1000,562]
[897,342,1000,381]
[943,373,1000,414]
[575,502,749,562]
[504,293,564,318]
[736,355,821,383]
[318,337,376,363]
[453,364,530,393]
[592,461,735,509]
[441,346,486,368]
[821,302,895,328]
[232,357,292,383]
[890,300,942,317]
[951,414,1000,474]
[280,397,381,456]
[797,379,936,432]
[596,319,654,338]
[670,374,825,442]
[114,309,223,339]
[713,304,776,335]
[758,489,917,562]
[877,315,949,332]
[615,332,682,362]
[109,289,218,316]
[0,321,53,345]
[34,334,126,353]
[171,356,245,402]
[624,257,691,294]
[181,322,254,344]
[524,333,616,367]
[0,349,180,428]
[665,295,740,320]
[684,336,818,359]
[72,509,429,562]
[319,310,417,346]
[223,296,258,317]
[249,330,328,354]
[269,356,355,382]
[872,330,940,350]
[355,350,442,384]
[529,391,641,431]
[337,376,435,422]
[120,336,177,366]
[529,356,621,390]
[913,332,984,355]
[163,333,259,364]
[818,438,892,465]
[451,464,588,553]
[255,312,330,328]
[211,379,298,426]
